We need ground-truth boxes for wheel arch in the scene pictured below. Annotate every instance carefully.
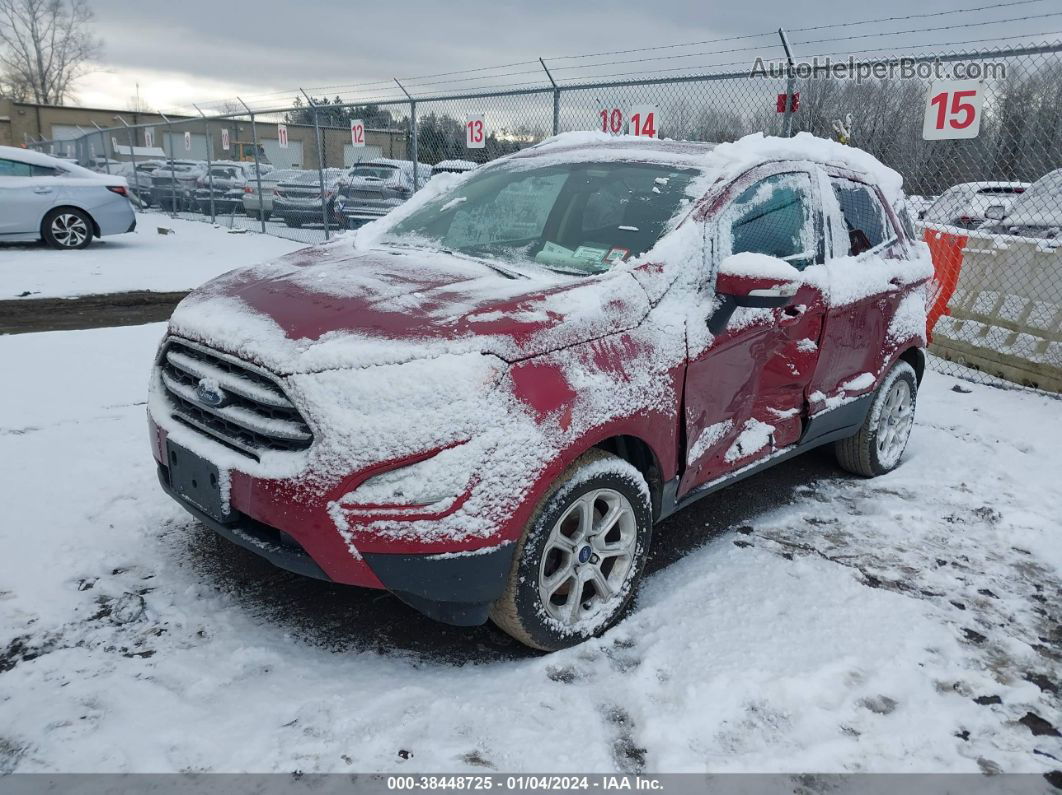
[591,434,666,521]
[897,346,926,384]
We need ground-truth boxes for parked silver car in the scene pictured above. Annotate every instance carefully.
[193,161,273,215]
[272,168,347,228]
[241,168,305,221]
[0,145,135,249]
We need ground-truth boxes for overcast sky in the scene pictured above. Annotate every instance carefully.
[76,0,1060,112]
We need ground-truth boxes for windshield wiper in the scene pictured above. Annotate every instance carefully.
[382,241,525,280]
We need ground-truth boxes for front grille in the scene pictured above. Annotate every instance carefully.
[158,338,313,459]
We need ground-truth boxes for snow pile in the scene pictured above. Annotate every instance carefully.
[0,215,302,300]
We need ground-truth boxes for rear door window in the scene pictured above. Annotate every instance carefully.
[830,178,892,255]
[723,172,818,270]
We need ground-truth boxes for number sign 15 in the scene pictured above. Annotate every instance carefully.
[466,114,485,149]
[350,119,366,147]
[923,80,983,140]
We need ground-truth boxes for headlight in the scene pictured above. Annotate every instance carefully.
[343,443,474,509]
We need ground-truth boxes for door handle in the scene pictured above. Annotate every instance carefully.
[33,186,53,194]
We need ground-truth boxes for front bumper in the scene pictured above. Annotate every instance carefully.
[152,420,516,626]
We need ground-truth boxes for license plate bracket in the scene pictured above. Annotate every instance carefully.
[165,440,231,523]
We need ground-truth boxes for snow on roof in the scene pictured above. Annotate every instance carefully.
[0,144,125,186]
[433,159,478,171]
[514,131,906,204]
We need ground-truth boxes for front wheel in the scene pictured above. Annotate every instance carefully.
[490,450,652,651]
[42,208,93,249]
[834,360,918,477]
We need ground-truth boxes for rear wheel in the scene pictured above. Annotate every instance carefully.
[42,208,93,250]
[834,360,917,477]
[490,450,652,651]
[284,217,302,228]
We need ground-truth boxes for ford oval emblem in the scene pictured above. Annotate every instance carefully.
[195,377,226,408]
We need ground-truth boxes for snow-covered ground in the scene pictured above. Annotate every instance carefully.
[0,215,303,300]
[0,323,1059,774]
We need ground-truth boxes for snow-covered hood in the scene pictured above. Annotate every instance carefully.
[167,244,652,374]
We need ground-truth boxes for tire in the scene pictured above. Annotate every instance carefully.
[41,207,93,250]
[834,360,918,477]
[490,450,653,651]
[284,218,302,228]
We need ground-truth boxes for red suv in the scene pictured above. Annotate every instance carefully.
[148,133,932,651]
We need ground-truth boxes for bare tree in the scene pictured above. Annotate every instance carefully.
[0,0,101,105]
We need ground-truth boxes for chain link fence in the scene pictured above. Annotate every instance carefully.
[26,40,1062,392]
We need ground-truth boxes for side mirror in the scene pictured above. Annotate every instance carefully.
[984,204,1006,221]
[714,253,801,309]
[709,254,802,334]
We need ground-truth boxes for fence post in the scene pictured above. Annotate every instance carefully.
[540,58,560,135]
[778,27,797,138]
[395,79,418,193]
[91,123,110,173]
[301,90,330,240]
[238,98,267,235]
[160,113,178,216]
[116,116,141,206]
[194,105,216,223]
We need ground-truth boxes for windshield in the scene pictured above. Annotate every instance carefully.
[351,165,400,180]
[1002,170,1062,226]
[384,161,696,275]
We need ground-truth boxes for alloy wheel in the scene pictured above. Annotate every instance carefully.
[51,213,89,248]
[538,488,638,626]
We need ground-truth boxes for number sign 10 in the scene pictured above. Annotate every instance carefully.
[922,80,983,140]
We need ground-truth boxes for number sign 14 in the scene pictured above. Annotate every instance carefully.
[350,119,366,147]
[466,115,485,148]
[923,80,983,140]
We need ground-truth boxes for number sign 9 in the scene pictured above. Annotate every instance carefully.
[923,80,983,140]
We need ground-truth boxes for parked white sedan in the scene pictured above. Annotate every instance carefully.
[0,146,136,249]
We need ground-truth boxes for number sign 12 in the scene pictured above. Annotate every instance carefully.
[466,114,485,148]
[350,119,366,147]
[923,80,983,140]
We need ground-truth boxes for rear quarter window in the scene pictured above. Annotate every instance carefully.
[830,178,893,255]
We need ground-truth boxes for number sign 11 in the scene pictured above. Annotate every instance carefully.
[466,114,485,148]
[923,80,983,140]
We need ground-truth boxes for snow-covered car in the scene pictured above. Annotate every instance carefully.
[271,167,347,228]
[919,181,1027,229]
[0,145,135,249]
[981,168,1062,240]
[148,132,932,650]
[241,168,305,221]
[334,159,432,228]
[431,159,479,177]
[112,159,166,207]
[193,161,274,215]
[150,160,207,212]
